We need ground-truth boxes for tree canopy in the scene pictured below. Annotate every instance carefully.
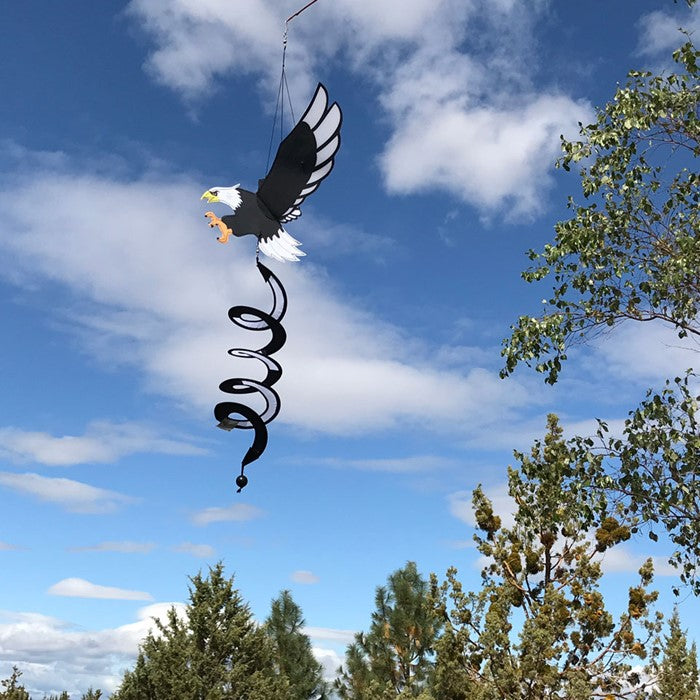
[432,415,663,700]
[652,609,700,699]
[335,562,441,699]
[502,41,699,385]
[265,590,327,699]
[500,37,700,591]
[112,563,291,700]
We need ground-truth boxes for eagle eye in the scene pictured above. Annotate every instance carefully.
[212,189,219,196]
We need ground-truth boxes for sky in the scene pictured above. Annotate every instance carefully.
[0,0,699,696]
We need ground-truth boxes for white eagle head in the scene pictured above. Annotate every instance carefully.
[201,184,242,212]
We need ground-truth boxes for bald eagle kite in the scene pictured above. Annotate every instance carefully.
[201,83,342,262]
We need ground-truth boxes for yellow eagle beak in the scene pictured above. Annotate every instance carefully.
[201,190,219,203]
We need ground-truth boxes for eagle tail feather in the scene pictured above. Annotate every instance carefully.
[258,229,305,262]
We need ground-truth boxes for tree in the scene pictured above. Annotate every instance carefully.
[501,40,699,386]
[651,608,700,699]
[0,667,30,700]
[500,34,700,587]
[265,590,327,699]
[335,562,440,699]
[112,563,290,700]
[432,415,663,700]
[80,691,102,700]
[565,374,700,591]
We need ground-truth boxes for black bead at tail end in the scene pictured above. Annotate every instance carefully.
[236,473,249,492]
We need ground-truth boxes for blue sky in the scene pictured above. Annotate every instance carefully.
[1,0,699,695]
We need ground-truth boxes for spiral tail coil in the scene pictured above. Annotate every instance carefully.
[214,261,287,491]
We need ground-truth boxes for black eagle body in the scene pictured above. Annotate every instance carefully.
[203,84,342,261]
[221,189,280,241]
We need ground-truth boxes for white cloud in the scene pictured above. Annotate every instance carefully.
[303,455,458,473]
[380,93,590,216]
[448,490,476,525]
[173,542,216,558]
[0,604,342,696]
[449,482,517,529]
[637,6,700,56]
[303,626,356,644]
[191,503,264,526]
[0,420,204,466]
[0,471,133,514]
[126,0,291,104]
[47,578,153,601]
[291,570,319,584]
[126,0,591,215]
[0,603,184,696]
[0,167,536,440]
[296,213,397,263]
[321,0,460,44]
[313,646,344,682]
[69,541,156,554]
[125,0,469,105]
[592,322,699,384]
[599,548,679,577]
[445,539,475,550]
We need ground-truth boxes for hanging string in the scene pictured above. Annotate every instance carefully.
[282,63,295,125]
[265,0,321,170]
[265,57,286,172]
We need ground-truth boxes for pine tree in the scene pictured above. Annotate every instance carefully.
[81,689,102,700]
[653,609,700,700]
[0,666,30,700]
[265,590,327,699]
[112,562,290,700]
[335,562,440,699]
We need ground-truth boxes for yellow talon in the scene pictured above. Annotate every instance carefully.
[204,212,233,244]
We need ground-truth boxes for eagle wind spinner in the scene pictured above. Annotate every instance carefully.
[202,83,342,491]
[202,84,341,261]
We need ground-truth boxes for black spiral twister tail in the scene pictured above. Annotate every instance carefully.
[214,261,287,492]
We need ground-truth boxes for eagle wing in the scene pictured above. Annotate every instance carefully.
[257,83,342,224]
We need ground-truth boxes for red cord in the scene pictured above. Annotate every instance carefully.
[285,0,321,24]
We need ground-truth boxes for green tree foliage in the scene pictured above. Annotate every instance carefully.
[432,416,663,700]
[502,41,699,385]
[564,373,700,591]
[0,667,102,700]
[651,609,700,699]
[335,562,440,699]
[265,590,327,699]
[0,667,30,700]
[112,562,290,700]
[80,691,101,700]
[499,34,700,588]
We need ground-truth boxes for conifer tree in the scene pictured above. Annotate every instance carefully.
[112,563,290,700]
[335,562,440,699]
[652,609,700,700]
[0,666,30,700]
[81,689,102,700]
[432,415,663,700]
[265,590,327,699]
